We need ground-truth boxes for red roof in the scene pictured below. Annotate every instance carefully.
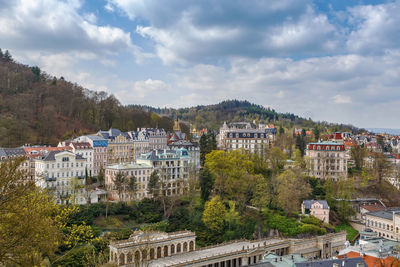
[24,146,71,159]
[360,204,385,212]
[338,251,400,267]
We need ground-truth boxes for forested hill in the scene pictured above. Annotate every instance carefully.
[0,49,359,147]
[0,50,173,147]
[133,101,360,132]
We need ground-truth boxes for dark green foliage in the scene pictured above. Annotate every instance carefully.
[308,177,325,198]
[199,168,214,202]
[30,66,41,81]
[129,199,163,223]
[200,133,217,166]
[295,134,307,156]
[147,171,160,195]
[301,216,321,226]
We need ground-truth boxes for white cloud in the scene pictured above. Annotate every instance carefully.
[332,95,351,104]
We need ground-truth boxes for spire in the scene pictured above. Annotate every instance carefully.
[173,118,181,132]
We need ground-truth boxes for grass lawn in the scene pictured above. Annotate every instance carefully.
[335,223,359,241]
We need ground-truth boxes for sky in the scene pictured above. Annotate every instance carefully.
[0,0,399,128]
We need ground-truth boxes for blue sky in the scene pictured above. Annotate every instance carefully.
[0,0,399,128]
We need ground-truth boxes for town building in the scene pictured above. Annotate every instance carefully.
[59,141,94,177]
[109,231,346,266]
[295,257,366,267]
[140,128,167,150]
[338,251,398,267]
[306,141,347,180]
[74,135,108,177]
[301,200,330,223]
[0,147,30,181]
[365,208,400,240]
[136,149,191,196]
[127,130,150,161]
[168,140,200,172]
[97,128,135,165]
[24,146,71,182]
[105,162,154,201]
[34,150,87,205]
[218,122,277,156]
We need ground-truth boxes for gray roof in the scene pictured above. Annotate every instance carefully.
[295,257,366,267]
[366,207,400,220]
[302,200,329,210]
[86,135,107,141]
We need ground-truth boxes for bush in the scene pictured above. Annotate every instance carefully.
[301,216,321,226]
[300,224,326,235]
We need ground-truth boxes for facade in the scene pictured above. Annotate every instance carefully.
[98,128,135,165]
[109,231,346,267]
[141,128,168,150]
[168,140,200,173]
[66,142,94,177]
[136,149,191,196]
[218,122,276,156]
[1,147,33,182]
[105,162,154,201]
[34,150,87,204]
[24,146,71,182]
[74,135,108,177]
[301,200,330,223]
[365,208,400,240]
[127,130,151,161]
[306,141,347,180]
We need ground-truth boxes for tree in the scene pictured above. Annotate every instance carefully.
[205,150,254,203]
[202,196,227,233]
[113,171,126,201]
[199,167,214,202]
[250,175,270,210]
[148,171,160,196]
[373,152,391,183]
[275,169,311,214]
[268,147,287,175]
[30,66,41,82]
[0,158,72,265]
[3,50,12,62]
[97,165,105,186]
[127,175,137,200]
[351,145,367,170]
[313,126,320,141]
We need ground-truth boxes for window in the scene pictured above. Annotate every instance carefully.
[62,157,69,162]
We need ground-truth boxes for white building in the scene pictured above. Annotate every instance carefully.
[365,208,400,240]
[74,135,108,177]
[34,150,87,205]
[136,149,191,196]
[168,140,200,173]
[217,122,276,156]
[306,141,348,180]
[105,162,154,201]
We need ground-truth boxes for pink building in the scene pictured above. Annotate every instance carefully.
[301,200,330,223]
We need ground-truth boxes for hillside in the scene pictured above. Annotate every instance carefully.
[0,50,173,147]
[0,50,360,147]
[134,101,361,133]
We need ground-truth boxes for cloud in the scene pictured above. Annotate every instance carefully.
[346,0,400,54]
[111,0,340,64]
[0,0,137,61]
[332,95,351,104]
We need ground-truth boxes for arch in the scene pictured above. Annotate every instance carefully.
[183,242,188,252]
[135,250,140,263]
[189,240,194,251]
[171,244,175,254]
[127,252,133,263]
[150,248,155,259]
[119,253,125,265]
[157,246,162,258]
[142,249,147,260]
[164,245,168,257]
[177,243,182,253]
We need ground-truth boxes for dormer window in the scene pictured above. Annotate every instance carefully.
[62,157,69,162]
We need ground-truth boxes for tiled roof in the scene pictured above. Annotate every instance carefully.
[361,204,385,212]
[302,200,329,209]
[366,208,400,220]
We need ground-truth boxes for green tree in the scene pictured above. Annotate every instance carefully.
[148,171,160,196]
[313,126,320,141]
[113,171,126,201]
[0,158,73,265]
[350,145,367,170]
[97,165,105,186]
[268,147,287,175]
[275,170,311,214]
[199,167,214,202]
[202,196,227,233]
